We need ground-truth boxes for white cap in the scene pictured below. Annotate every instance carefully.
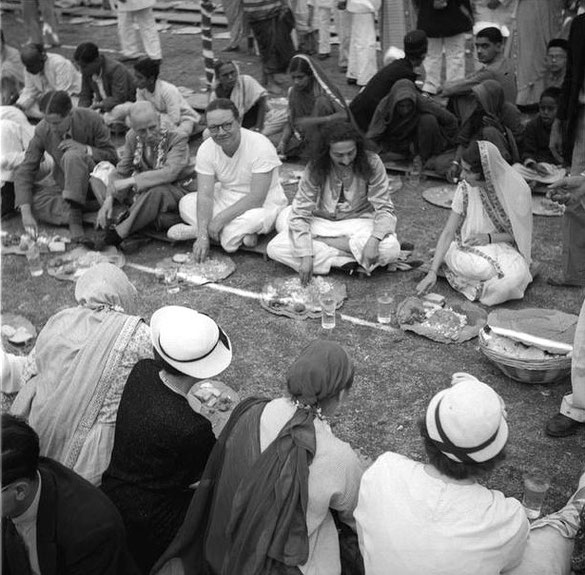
[426,373,508,463]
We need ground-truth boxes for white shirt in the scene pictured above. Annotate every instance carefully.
[16,53,82,111]
[355,452,529,575]
[12,472,42,575]
[195,128,286,207]
[136,79,200,127]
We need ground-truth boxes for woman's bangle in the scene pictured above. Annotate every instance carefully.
[487,233,492,244]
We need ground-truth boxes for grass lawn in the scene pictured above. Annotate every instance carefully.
[2,8,585,542]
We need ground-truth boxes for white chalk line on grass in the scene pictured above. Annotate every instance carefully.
[126,262,399,333]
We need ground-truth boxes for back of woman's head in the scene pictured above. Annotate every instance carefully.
[39,90,72,117]
[288,55,314,77]
[286,340,354,406]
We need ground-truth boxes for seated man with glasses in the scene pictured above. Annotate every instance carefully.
[544,38,568,91]
[167,98,287,260]
[95,101,196,249]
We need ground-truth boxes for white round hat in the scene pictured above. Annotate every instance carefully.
[151,306,232,380]
[425,373,508,463]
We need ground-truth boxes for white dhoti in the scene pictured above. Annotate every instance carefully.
[176,189,286,253]
[267,206,401,274]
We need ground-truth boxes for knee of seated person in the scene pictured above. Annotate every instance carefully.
[61,147,87,165]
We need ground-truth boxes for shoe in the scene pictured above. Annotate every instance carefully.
[167,223,198,242]
[545,413,583,437]
[346,78,357,85]
[317,53,330,60]
[94,228,123,251]
[547,277,584,288]
[339,261,360,275]
[222,44,240,52]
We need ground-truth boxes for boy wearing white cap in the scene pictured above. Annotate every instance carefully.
[101,306,232,574]
[355,373,585,575]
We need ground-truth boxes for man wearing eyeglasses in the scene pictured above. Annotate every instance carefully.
[167,98,287,262]
[1,414,138,575]
[95,101,195,249]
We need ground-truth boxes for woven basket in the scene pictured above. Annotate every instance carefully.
[478,329,571,384]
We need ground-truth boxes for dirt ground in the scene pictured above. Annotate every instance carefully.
[2,7,585,535]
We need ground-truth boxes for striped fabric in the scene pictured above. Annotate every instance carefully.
[201,0,215,92]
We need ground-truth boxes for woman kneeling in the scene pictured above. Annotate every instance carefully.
[417,140,532,306]
[268,121,401,283]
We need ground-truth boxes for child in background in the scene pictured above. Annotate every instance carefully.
[522,87,563,172]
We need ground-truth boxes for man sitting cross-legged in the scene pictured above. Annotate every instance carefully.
[14,90,118,243]
[167,98,287,261]
[267,121,401,281]
[95,101,195,249]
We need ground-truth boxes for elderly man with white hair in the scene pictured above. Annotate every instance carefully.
[355,372,585,575]
[95,100,196,248]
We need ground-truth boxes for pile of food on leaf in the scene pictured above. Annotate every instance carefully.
[1,232,70,253]
[263,276,340,314]
[191,382,234,413]
[1,324,35,345]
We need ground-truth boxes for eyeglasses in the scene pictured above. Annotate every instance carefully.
[207,121,234,134]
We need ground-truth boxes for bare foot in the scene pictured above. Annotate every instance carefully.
[243,233,258,248]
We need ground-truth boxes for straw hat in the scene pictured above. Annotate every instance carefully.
[426,373,508,463]
[151,306,232,379]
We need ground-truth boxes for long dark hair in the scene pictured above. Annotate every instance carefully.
[309,121,373,187]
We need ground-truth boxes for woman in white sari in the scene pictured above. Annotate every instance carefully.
[417,140,532,306]
[10,263,151,486]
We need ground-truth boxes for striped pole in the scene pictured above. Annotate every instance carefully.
[201,0,215,94]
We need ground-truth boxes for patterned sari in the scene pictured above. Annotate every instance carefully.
[444,140,533,305]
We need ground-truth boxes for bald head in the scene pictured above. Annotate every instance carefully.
[129,101,162,143]
[20,44,46,74]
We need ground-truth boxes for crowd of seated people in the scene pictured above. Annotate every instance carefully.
[4,270,585,574]
[1,23,577,300]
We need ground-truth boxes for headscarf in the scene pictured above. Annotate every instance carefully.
[211,61,268,117]
[75,262,137,313]
[222,340,354,573]
[10,264,142,478]
[478,140,532,262]
[366,78,419,146]
[288,54,349,124]
[472,80,521,163]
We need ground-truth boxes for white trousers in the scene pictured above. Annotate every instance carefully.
[422,33,467,95]
[116,7,162,60]
[178,190,285,253]
[267,206,401,274]
[346,12,378,86]
[317,6,351,67]
[560,297,585,422]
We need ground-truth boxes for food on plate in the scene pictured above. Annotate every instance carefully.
[8,326,34,345]
[264,277,336,310]
[77,251,109,267]
[396,297,426,325]
[484,332,563,361]
[421,308,467,341]
[193,382,233,412]
[1,325,16,338]
[423,293,445,306]
[48,241,66,253]
[172,253,191,264]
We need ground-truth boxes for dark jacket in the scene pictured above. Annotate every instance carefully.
[78,55,136,112]
[14,107,118,207]
[416,0,473,38]
[349,58,417,133]
[558,13,585,163]
[2,458,137,575]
